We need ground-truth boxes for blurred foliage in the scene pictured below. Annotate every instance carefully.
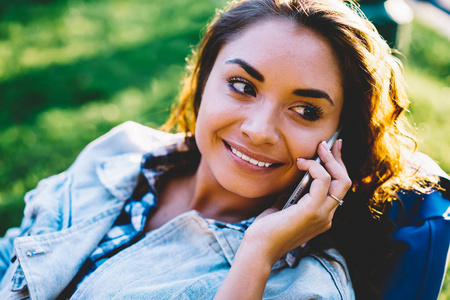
[407,20,450,86]
[0,0,217,126]
[405,65,450,173]
[0,0,223,234]
[0,0,449,297]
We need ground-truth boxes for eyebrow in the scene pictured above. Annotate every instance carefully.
[293,89,335,106]
[226,58,334,105]
[225,58,265,82]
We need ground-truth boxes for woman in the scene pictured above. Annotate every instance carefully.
[0,0,445,299]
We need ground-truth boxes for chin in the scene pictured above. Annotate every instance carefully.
[220,178,285,200]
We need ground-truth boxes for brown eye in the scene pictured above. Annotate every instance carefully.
[227,77,257,97]
[291,105,323,121]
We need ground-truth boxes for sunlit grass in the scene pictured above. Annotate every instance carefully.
[0,0,222,232]
[405,66,450,174]
[0,65,182,233]
[0,0,214,80]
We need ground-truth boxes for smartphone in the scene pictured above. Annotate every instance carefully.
[282,128,341,210]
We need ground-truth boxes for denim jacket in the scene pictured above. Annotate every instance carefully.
[0,121,354,300]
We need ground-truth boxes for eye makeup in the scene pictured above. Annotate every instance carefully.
[226,76,257,97]
[291,104,324,122]
[225,75,326,122]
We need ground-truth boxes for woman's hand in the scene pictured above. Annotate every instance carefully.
[244,138,351,265]
[215,139,351,299]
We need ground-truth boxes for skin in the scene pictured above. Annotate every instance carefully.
[194,19,345,217]
[147,19,352,298]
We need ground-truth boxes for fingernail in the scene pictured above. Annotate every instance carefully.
[321,140,331,152]
[297,158,305,162]
[338,139,343,151]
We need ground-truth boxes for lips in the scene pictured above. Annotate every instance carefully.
[230,146,273,167]
[224,141,281,168]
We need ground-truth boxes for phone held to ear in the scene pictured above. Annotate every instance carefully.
[282,128,342,210]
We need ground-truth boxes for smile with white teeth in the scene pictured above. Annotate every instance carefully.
[230,146,273,167]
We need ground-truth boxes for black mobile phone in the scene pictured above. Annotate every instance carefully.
[282,129,341,209]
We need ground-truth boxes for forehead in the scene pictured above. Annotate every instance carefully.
[213,19,343,103]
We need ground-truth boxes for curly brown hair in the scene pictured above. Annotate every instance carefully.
[162,0,437,297]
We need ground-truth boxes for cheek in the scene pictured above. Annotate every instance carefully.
[195,99,220,138]
[196,93,242,137]
[289,143,317,160]
[194,105,210,153]
[194,96,233,154]
[281,126,319,161]
[283,125,338,161]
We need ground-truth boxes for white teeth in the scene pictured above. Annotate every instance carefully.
[249,158,258,165]
[230,146,273,167]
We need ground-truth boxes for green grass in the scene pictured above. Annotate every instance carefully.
[405,66,450,174]
[0,0,448,297]
[0,0,224,233]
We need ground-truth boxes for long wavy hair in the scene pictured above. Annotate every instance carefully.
[163,0,436,297]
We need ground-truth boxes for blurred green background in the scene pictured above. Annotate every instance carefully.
[0,0,449,297]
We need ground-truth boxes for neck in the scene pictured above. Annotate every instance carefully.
[187,158,275,223]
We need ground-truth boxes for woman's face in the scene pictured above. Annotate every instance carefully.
[195,19,344,199]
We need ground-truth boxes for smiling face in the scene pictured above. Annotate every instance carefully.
[194,19,344,199]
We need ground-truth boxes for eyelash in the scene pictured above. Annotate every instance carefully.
[226,76,257,97]
[226,76,323,122]
[290,104,324,122]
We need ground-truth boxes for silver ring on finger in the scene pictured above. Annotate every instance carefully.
[328,193,344,206]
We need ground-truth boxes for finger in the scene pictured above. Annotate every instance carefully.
[296,157,331,205]
[317,141,345,179]
[315,141,351,210]
[325,180,351,210]
[327,192,344,207]
[331,139,347,171]
[295,142,351,212]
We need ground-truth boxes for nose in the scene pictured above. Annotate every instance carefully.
[240,101,281,145]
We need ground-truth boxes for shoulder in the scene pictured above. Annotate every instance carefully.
[73,121,183,163]
[22,122,184,228]
[67,121,184,175]
[67,121,184,210]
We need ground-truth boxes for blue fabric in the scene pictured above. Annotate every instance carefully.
[78,135,257,284]
[383,178,450,300]
[0,122,354,299]
[70,211,352,300]
[77,133,301,286]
